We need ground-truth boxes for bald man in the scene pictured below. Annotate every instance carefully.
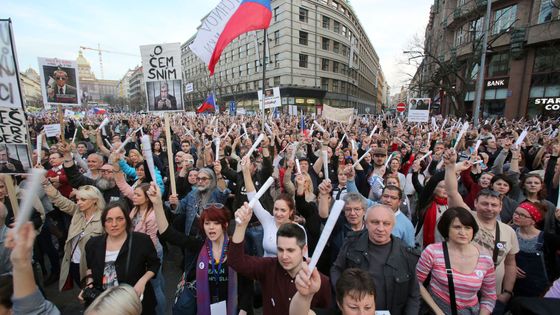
[331,204,420,315]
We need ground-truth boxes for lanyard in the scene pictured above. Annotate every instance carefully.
[207,238,228,301]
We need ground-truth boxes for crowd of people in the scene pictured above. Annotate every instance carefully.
[1,111,560,315]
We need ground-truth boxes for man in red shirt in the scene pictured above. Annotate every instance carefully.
[230,203,332,314]
[46,152,73,198]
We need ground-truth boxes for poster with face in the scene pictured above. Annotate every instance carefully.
[140,43,184,112]
[257,87,281,110]
[38,57,80,107]
[0,20,31,173]
[407,97,431,123]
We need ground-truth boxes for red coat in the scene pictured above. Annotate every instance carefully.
[47,166,73,198]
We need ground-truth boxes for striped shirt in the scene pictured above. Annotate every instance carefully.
[416,243,497,313]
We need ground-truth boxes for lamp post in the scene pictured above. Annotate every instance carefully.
[472,0,492,128]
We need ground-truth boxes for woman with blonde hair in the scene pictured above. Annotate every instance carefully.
[85,284,142,315]
[42,178,105,291]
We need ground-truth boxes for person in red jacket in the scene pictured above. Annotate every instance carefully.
[46,152,73,198]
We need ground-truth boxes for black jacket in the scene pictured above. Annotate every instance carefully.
[64,163,121,203]
[85,232,160,315]
[331,231,420,315]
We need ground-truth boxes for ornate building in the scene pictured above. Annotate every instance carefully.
[76,51,119,106]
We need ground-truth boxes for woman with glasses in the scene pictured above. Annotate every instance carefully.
[417,207,496,315]
[81,202,159,314]
[147,182,249,315]
[41,178,105,292]
[511,201,560,297]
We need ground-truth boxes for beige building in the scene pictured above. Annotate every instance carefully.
[19,68,43,108]
[76,51,119,106]
[181,0,384,114]
[415,0,560,119]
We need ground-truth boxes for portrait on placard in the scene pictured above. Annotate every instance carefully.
[146,80,184,112]
[0,144,30,174]
[38,57,81,106]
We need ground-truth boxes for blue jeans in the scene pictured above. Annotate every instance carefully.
[245,225,264,257]
[172,285,196,315]
[151,243,166,315]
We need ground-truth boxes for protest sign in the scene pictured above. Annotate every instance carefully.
[322,104,353,123]
[38,57,80,106]
[257,87,281,110]
[44,124,61,137]
[140,43,184,112]
[407,97,431,123]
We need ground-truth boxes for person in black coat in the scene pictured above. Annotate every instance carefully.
[81,201,160,314]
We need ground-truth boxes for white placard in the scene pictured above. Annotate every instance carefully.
[44,124,61,137]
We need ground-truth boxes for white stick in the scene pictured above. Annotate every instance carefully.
[514,128,528,148]
[369,125,378,138]
[13,168,46,235]
[453,122,470,150]
[215,138,221,161]
[104,138,113,149]
[76,119,85,130]
[431,117,437,130]
[242,123,249,139]
[418,151,432,162]
[308,200,345,275]
[116,137,132,153]
[36,135,43,163]
[550,128,559,139]
[236,177,275,224]
[97,117,110,131]
[141,135,157,182]
[353,148,372,168]
[295,158,302,174]
[473,160,484,165]
[322,150,329,179]
[338,133,347,148]
[351,139,356,151]
[557,184,560,208]
[244,133,265,159]
[427,132,431,144]
[441,118,447,130]
[224,123,237,140]
[396,137,408,147]
[291,142,299,160]
[71,126,79,144]
[264,123,273,135]
[474,140,482,153]
[384,152,395,169]
[314,121,326,133]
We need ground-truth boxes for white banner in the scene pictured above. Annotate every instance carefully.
[257,87,281,110]
[322,104,354,123]
[407,97,431,123]
[38,57,80,107]
[0,21,23,109]
[140,43,184,112]
[44,124,61,138]
[185,82,194,93]
[189,0,242,65]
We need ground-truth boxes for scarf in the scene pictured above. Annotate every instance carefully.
[196,238,237,315]
[423,196,448,247]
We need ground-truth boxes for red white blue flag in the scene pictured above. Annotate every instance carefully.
[197,94,216,113]
[189,0,272,75]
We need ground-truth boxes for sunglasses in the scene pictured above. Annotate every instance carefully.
[203,203,225,210]
[196,176,211,182]
[373,154,386,157]
[55,77,67,81]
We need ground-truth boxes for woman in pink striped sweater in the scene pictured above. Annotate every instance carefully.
[416,207,497,315]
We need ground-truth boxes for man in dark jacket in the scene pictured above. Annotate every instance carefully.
[331,204,420,315]
[62,158,121,203]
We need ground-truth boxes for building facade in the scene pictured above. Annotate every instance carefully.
[19,68,43,108]
[76,51,119,106]
[416,0,560,119]
[181,0,384,114]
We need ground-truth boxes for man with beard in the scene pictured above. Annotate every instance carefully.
[57,142,121,203]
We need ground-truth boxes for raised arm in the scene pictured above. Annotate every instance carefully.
[443,149,470,210]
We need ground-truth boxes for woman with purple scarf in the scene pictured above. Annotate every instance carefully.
[146,182,243,315]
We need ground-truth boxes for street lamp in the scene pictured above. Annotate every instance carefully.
[472,0,492,127]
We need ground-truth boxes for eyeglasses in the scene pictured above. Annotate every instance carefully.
[203,203,224,210]
[55,77,67,81]
[373,154,386,157]
[196,177,211,182]
[513,211,532,219]
[100,169,115,174]
[478,189,500,198]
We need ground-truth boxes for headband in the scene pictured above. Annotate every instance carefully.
[518,202,542,223]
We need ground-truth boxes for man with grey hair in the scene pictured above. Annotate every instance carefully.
[331,204,420,315]
[154,82,177,110]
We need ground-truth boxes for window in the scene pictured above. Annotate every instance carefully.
[247,62,252,74]
[455,25,467,46]
[342,45,348,57]
[239,65,243,76]
[255,60,260,72]
[470,17,484,42]
[538,0,553,23]
[321,77,329,90]
[342,25,347,38]
[322,16,330,29]
[334,21,340,33]
[274,30,280,45]
[333,61,339,73]
[321,58,329,71]
[246,44,250,55]
[274,6,279,22]
[488,52,510,77]
[534,47,560,72]
[320,0,328,5]
[331,1,339,10]
[333,41,340,53]
[239,47,244,58]
[322,37,330,50]
[299,8,309,22]
[274,53,280,68]
[274,76,280,86]
[332,80,339,92]
[299,54,308,68]
[492,5,517,35]
[299,31,308,45]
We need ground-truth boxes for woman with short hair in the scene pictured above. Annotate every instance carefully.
[85,284,142,315]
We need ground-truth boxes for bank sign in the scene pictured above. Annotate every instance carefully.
[536,97,560,110]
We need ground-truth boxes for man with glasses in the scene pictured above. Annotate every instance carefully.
[444,149,518,314]
[47,69,77,103]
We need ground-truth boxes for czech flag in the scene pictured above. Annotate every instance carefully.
[190,0,272,75]
[93,107,106,115]
[197,94,216,114]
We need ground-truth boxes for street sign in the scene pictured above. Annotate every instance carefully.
[397,102,406,112]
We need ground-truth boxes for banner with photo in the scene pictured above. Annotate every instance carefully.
[38,57,80,107]
[407,97,431,123]
[322,104,353,123]
[257,87,281,110]
[140,43,184,112]
[1,19,31,173]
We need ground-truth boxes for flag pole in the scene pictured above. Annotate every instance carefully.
[261,29,267,132]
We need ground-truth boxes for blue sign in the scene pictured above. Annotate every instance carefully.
[229,101,237,116]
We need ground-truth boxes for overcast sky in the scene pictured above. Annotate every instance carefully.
[6,0,432,96]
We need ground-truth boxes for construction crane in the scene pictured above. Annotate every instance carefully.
[79,44,139,79]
